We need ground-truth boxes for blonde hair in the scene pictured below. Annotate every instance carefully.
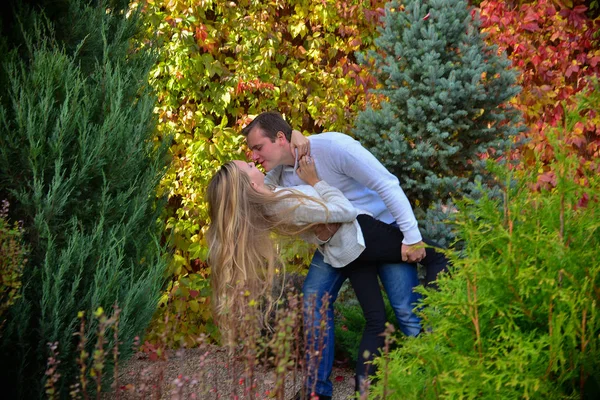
[206,161,325,341]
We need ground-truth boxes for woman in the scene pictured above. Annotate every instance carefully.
[206,156,448,390]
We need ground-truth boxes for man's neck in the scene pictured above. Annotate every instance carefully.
[281,145,296,167]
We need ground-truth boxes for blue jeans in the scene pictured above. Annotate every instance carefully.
[302,251,421,396]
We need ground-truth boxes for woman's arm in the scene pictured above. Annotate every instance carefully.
[277,183,357,225]
[276,156,357,225]
[290,129,310,157]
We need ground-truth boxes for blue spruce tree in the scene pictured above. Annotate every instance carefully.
[354,0,523,246]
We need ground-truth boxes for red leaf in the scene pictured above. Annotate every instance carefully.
[545,4,557,17]
[521,22,540,32]
[565,63,580,78]
[349,38,362,47]
[577,193,589,208]
[522,8,540,23]
[571,136,586,148]
[538,171,557,186]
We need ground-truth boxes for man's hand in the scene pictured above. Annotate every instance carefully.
[290,129,310,158]
[314,223,341,242]
[402,241,426,263]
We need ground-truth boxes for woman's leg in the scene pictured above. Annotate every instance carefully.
[342,260,387,385]
[355,214,450,287]
[355,214,405,262]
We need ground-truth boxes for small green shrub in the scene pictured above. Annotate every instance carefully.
[334,284,364,364]
[334,283,398,366]
[370,138,600,399]
[0,200,27,332]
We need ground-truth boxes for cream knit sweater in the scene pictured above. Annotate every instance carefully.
[272,181,366,268]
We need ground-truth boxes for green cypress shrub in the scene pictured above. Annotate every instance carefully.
[370,135,600,398]
[0,1,168,397]
[353,0,523,246]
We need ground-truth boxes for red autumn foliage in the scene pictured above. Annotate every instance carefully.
[479,0,600,188]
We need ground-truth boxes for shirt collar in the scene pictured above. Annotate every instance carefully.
[283,148,299,172]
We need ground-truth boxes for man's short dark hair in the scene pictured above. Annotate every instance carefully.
[241,111,292,142]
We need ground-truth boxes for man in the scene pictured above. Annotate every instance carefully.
[242,111,426,399]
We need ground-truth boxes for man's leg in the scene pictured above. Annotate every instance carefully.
[378,262,422,337]
[302,251,346,398]
[422,238,449,289]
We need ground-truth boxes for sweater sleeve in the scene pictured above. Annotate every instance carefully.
[264,167,281,186]
[275,182,358,225]
[330,139,423,244]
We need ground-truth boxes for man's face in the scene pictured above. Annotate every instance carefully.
[246,127,288,172]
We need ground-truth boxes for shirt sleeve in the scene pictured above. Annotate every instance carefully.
[330,139,423,244]
[275,182,358,225]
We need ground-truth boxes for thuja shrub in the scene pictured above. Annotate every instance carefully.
[0,200,27,332]
[369,140,600,399]
[0,2,168,397]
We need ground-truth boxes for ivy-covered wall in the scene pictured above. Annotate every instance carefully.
[140,0,387,344]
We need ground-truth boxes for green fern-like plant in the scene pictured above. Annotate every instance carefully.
[370,134,600,399]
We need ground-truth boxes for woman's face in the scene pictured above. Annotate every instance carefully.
[232,160,265,188]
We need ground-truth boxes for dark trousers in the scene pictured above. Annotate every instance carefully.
[342,214,449,379]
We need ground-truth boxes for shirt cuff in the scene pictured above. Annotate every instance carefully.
[401,227,423,245]
[312,180,328,191]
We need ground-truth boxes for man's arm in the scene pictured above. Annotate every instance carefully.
[332,140,421,241]
[330,138,426,262]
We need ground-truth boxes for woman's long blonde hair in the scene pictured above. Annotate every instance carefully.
[206,161,324,339]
